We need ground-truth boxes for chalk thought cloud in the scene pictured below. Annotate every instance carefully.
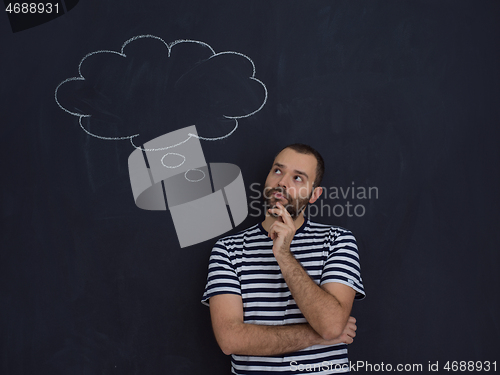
[55,35,268,149]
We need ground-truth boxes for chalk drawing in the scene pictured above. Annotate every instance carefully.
[55,35,267,149]
[161,153,186,169]
[55,36,267,246]
[184,169,206,183]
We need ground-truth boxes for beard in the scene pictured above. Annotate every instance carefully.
[262,186,312,220]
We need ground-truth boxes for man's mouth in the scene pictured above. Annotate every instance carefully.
[273,192,285,200]
[264,187,290,203]
[270,189,290,203]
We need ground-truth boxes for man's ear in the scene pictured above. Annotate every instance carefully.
[309,186,323,204]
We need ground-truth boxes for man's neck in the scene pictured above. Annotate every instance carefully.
[261,212,305,233]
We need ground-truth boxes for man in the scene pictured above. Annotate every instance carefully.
[202,144,365,374]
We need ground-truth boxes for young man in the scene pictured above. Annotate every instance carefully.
[202,144,365,374]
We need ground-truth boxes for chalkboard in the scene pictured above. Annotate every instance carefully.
[1,1,499,374]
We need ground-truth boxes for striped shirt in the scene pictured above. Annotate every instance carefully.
[202,218,365,374]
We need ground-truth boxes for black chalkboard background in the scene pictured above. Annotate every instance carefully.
[1,1,499,374]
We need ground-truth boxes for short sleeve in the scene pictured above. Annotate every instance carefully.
[201,239,241,306]
[320,228,365,300]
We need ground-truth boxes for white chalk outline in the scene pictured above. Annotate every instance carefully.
[130,118,240,152]
[161,153,186,169]
[55,35,268,183]
[184,169,206,183]
[55,35,268,149]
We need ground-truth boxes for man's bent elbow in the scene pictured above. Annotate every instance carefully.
[318,323,343,341]
[214,335,236,356]
[220,345,234,356]
[214,328,242,356]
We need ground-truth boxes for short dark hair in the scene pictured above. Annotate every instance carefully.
[277,144,325,188]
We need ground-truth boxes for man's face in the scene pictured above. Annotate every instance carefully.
[263,148,318,219]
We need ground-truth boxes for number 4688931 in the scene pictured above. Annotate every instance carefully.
[5,3,60,14]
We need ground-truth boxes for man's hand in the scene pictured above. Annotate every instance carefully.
[319,316,357,346]
[268,202,296,256]
[340,316,357,344]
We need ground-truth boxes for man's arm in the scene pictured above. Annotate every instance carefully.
[276,252,356,340]
[268,202,356,340]
[209,293,357,356]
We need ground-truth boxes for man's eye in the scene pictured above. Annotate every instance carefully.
[274,168,282,174]
[294,176,303,182]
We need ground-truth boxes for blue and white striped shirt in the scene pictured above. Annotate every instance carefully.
[202,218,365,374]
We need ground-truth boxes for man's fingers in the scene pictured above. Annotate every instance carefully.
[276,202,294,225]
[347,326,356,338]
[347,322,357,337]
[344,329,356,343]
[338,316,357,344]
[268,221,291,239]
[268,202,293,224]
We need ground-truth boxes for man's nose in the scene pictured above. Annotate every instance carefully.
[277,174,289,189]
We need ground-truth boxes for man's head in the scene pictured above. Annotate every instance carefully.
[263,144,324,219]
